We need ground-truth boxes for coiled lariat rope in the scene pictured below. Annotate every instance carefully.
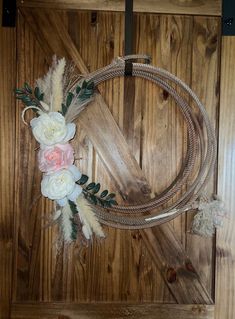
[67,55,217,230]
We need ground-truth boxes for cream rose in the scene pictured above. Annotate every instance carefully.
[41,165,82,206]
[30,112,75,147]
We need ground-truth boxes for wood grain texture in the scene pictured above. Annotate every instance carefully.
[0,0,16,240]
[14,7,221,306]
[68,10,173,303]
[17,0,222,16]
[11,303,214,319]
[78,95,212,304]
[0,0,16,317]
[186,16,220,296]
[0,241,13,319]
[215,37,235,319]
[17,8,175,303]
[14,11,52,302]
[18,8,213,303]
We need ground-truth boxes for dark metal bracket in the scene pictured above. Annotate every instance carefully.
[2,0,16,27]
[124,0,134,76]
[222,0,235,36]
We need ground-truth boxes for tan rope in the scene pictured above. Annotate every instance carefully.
[70,56,216,229]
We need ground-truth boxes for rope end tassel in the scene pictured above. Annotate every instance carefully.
[191,195,227,237]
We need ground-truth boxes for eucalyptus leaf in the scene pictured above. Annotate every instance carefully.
[90,194,97,205]
[34,87,41,99]
[39,93,44,101]
[24,82,32,94]
[86,182,96,191]
[100,190,108,198]
[81,80,87,89]
[24,100,33,106]
[61,103,67,116]
[15,89,24,94]
[23,96,31,103]
[109,199,118,206]
[76,85,81,94]
[66,92,74,108]
[68,200,78,215]
[92,183,100,194]
[106,193,116,200]
[70,220,78,240]
[87,81,95,90]
[77,174,89,185]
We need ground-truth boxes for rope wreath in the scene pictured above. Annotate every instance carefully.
[16,55,225,242]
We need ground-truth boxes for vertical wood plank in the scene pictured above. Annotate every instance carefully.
[0,0,16,316]
[14,11,52,302]
[187,16,221,296]
[0,2,16,240]
[0,241,13,318]
[215,36,235,319]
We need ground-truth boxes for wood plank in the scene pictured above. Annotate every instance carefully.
[0,0,16,241]
[215,37,235,319]
[11,302,214,319]
[0,0,16,316]
[13,11,52,302]
[186,16,220,296]
[17,0,222,16]
[0,241,13,319]
[18,8,213,304]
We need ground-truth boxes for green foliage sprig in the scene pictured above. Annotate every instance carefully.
[68,200,79,240]
[15,83,44,112]
[61,80,95,116]
[77,174,118,208]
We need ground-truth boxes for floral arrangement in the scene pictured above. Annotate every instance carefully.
[16,57,117,242]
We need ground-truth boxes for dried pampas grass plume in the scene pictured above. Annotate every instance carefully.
[61,204,73,243]
[76,195,105,239]
[36,67,53,106]
[51,57,66,111]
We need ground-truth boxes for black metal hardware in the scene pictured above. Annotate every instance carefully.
[222,0,235,36]
[124,0,134,76]
[2,0,16,27]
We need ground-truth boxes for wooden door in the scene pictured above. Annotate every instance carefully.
[0,1,235,318]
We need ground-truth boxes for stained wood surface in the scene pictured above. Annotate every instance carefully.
[215,37,235,319]
[79,95,212,303]
[0,1,16,241]
[11,303,214,319]
[186,16,220,297]
[1,2,234,318]
[17,0,222,16]
[0,0,16,317]
[15,8,218,304]
[13,12,52,302]
[16,8,175,303]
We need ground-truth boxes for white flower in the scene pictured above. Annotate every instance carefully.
[41,165,82,206]
[30,112,75,147]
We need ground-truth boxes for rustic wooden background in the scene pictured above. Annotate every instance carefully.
[0,0,235,318]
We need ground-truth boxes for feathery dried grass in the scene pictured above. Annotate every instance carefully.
[51,58,66,111]
[61,204,73,242]
[76,195,105,239]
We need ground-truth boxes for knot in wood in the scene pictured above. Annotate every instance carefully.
[166,267,177,283]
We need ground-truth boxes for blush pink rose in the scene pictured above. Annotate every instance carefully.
[38,143,74,173]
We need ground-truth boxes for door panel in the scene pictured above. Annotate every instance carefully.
[10,5,221,318]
